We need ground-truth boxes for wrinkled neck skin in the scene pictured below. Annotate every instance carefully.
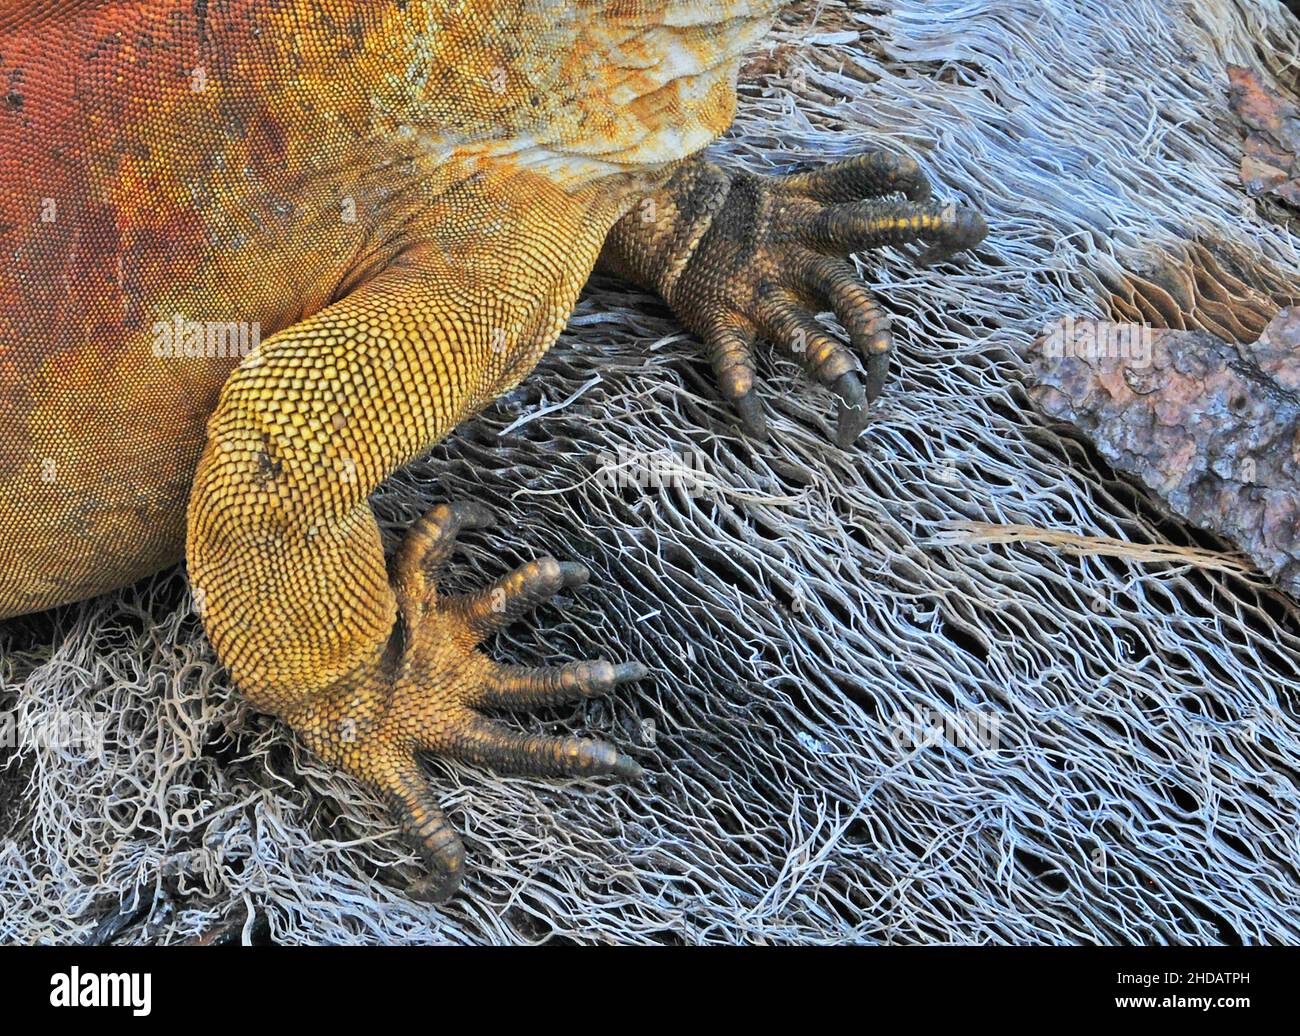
[385,0,788,182]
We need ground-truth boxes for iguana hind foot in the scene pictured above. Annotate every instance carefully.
[603,151,987,447]
[293,502,646,903]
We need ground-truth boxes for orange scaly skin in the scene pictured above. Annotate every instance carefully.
[0,0,985,898]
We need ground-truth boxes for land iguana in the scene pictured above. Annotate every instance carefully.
[0,0,986,899]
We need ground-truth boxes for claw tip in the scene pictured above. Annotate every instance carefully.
[465,502,496,528]
[865,352,890,405]
[616,661,650,682]
[557,561,590,587]
[732,393,768,441]
[835,414,868,449]
[407,871,462,905]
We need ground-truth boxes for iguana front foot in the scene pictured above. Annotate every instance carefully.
[604,152,987,447]
[289,503,646,903]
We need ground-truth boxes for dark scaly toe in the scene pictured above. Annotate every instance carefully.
[399,501,495,578]
[754,286,877,447]
[756,287,858,388]
[394,500,495,624]
[450,556,589,637]
[477,659,649,710]
[699,311,766,439]
[379,757,467,903]
[782,150,933,203]
[443,713,643,780]
[793,252,894,408]
[802,198,970,255]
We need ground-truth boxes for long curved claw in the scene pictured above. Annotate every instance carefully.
[732,390,768,440]
[833,371,870,450]
[865,347,891,407]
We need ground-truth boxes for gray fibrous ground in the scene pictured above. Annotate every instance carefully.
[3,0,1300,945]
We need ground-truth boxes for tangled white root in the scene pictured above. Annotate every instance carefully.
[3,0,1299,944]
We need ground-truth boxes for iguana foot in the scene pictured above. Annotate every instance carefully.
[604,152,987,447]
[289,502,646,903]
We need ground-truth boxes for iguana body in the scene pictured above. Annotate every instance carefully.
[0,0,984,897]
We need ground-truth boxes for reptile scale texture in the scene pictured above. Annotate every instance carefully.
[0,0,986,899]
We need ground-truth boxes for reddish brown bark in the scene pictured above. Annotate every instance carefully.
[1028,311,1300,595]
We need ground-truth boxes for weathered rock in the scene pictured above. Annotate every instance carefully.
[1028,311,1300,596]
[1228,63,1300,209]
